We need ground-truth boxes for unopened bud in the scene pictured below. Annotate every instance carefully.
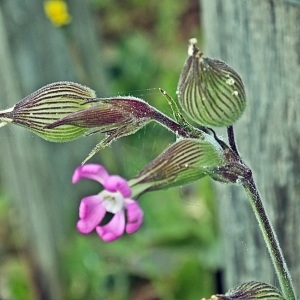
[46,96,154,130]
[213,281,284,300]
[0,82,95,142]
[129,135,227,197]
[46,96,156,163]
[177,38,246,127]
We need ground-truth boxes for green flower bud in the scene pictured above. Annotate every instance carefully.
[129,135,227,197]
[177,38,246,127]
[0,82,95,142]
[204,281,284,300]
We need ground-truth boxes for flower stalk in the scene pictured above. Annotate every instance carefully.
[242,176,296,300]
[224,125,296,300]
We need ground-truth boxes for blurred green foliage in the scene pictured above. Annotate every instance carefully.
[0,0,221,299]
[61,180,220,300]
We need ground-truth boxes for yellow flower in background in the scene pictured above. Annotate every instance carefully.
[44,0,72,27]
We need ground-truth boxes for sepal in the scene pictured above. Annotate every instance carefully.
[47,96,156,163]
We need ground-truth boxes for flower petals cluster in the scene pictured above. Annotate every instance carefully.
[73,164,143,242]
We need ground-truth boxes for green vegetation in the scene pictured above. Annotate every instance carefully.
[0,1,221,299]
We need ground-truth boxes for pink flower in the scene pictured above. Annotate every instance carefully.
[72,164,143,242]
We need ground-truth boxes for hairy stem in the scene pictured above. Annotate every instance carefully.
[227,125,239,156]
[243,176,296,300]
[150,108,203,139]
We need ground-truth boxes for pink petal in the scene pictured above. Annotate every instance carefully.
[72,164,109,184]
[96,211,125,242]
[125,199,143,234]
[104,175,131,197]
[76,195,106,234]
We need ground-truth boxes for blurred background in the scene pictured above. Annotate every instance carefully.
[0,1,222,299]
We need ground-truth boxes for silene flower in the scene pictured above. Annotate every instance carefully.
[72,137,245,242]
[72,164,143,242]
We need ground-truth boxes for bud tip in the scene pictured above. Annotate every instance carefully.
[188,38,198,56]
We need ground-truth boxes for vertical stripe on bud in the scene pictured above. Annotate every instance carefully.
[177,38,246,127]
[210,281,285,300]
[130,135,226,196]
[45,96,154,130]
[0,82,96,142]
[45,96,156,163]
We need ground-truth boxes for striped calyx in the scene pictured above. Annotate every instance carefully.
[177,38,246,127]
[0,82,95,142]
[129,135,226,197]
[46,96,154,131]
[46,96,157,164]
[207,281,285,300]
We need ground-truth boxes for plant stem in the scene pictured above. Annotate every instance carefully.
[242,176,296,300]
[227,125,239,156]
[150,108,203,139]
